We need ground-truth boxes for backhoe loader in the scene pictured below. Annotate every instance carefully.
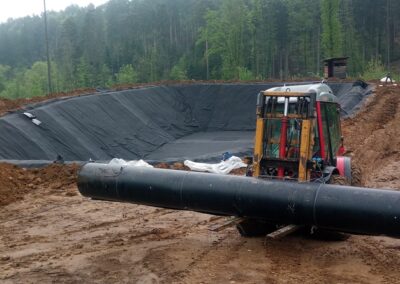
[238,83,357,236]
[251,83,353,183]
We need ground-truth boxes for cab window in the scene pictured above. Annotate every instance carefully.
[320,102,341,160]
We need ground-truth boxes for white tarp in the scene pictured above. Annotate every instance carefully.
[109,158,154,168]
[380,76,396,83]
[184,156,247,175]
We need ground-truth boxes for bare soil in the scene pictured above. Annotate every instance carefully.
[0,89,96,116]
[1,85,400,283]
[342,84,400,189]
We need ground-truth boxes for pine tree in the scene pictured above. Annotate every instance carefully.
[321,0,343,58]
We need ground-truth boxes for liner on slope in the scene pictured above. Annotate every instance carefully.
[0,82,372,163]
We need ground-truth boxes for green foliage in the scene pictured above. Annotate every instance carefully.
[0,61,59,99]
[57,17,79,91]
[0,65,11,93]
[321,0,343,58]
[116,64,138,84]
[0,0,399,99]
[237,67,255,81]
[100,64,113,87]
[169,57,188,81]
[200,0,252,80]
[76,57,91,88]
[362,58,387,81]
[137,45,161,83]
[0,70,25,99]
[24,62,49,97]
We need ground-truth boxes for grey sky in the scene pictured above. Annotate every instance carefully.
[0,0,109,23]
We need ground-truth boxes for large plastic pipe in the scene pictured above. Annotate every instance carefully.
[78,163,400,238]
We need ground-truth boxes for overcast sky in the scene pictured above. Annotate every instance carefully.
[0,0,109,23]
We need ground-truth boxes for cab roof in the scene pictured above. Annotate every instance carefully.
[265,83,338,103]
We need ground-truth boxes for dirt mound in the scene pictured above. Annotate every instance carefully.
[0,88,96,116]
[342,84,400,188]
[0,163,79,206]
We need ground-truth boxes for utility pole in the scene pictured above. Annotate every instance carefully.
[205,38,209,80]
[386,0,391,70]
[43,0,52,94]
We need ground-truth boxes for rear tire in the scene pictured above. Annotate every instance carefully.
[351,164,362,186]
[309,227,350,241]
[236,219,277,237]
[329,174,350,185]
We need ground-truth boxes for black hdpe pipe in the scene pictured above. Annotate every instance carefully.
[78,163,400,238]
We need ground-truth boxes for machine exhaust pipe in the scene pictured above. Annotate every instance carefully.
[78,163,400,238]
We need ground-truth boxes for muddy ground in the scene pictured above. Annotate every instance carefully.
[1,84,400,284]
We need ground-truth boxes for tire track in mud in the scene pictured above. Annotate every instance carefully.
[141,225,271,284]
[1,207,174,255]
[167,232,234,282]
[122,215,237,283]
[354,237,400,283]
[0,200,83,224]
[1,199,225,283]
[262,236,393,284]
[68,215,228,283]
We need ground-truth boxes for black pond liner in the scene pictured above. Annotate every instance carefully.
[0,82,373,166]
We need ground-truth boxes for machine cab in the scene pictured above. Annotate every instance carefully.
[252,83,344,182]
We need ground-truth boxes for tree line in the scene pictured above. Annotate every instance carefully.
[0,0,399,98]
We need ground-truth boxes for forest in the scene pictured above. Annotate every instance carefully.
[0,0,399,98]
